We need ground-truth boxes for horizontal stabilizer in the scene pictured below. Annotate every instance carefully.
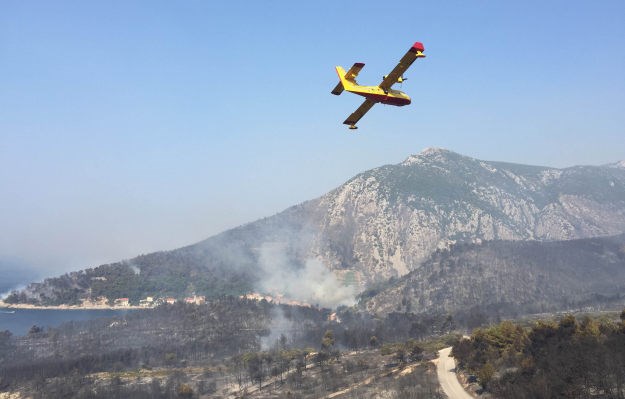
[344,62,365,82]
[331,63,364,95]
[331,82,344,95]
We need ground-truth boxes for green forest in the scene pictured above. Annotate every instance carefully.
[452,311,625,398]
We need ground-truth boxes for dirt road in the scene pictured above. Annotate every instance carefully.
[434,347,473,399]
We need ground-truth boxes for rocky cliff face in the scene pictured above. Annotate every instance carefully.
[307,148,625,283]
[7,149,625,305]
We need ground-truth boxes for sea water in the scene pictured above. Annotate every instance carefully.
[0,307,135,336]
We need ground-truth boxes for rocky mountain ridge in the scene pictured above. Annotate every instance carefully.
[309,148,625,281]
[5,148,625,306]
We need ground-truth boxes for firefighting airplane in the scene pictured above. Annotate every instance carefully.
[331,42,425,129]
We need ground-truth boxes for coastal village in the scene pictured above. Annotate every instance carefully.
[0,294,207,310]
[0,292,342,322]
[1,292,309,310]
[80,294,208,308]
[104,292,314,309]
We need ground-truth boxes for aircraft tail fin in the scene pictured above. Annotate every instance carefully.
[331,63,363,95]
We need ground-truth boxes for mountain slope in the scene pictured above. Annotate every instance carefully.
[311,148,625,281]
[5,148,625,306]
[362,233,625,316]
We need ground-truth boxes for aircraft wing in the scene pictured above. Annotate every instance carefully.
[379,42,425,92]
[343,99,376,126]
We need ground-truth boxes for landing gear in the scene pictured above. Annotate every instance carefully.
[348,124,358,130]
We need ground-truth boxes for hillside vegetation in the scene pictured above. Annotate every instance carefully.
[0,299,456,398]
[452,311,625,398]
[364,234,625,317]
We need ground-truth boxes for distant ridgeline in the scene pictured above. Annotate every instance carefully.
[363,233,625,317]
[5,148,625,310]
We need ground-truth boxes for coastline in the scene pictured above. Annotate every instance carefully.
[0,300,148,311]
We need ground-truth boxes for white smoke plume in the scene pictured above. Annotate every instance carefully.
[118,260,141,275]
[0,284,26,301]
[260,307,295,350]
[0,288,15,301]
[257,242,355,308]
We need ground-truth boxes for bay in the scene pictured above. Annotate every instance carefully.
[0,307,135,336]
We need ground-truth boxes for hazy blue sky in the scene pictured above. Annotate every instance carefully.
[1,1,624,275]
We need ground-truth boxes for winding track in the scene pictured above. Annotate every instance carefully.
[434,347,473,399]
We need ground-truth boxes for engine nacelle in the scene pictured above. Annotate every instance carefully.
[383,75,407,83]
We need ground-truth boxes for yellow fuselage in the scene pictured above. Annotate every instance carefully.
[345,85,411,106]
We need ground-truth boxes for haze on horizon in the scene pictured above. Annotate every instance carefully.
[1,1,624,277]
